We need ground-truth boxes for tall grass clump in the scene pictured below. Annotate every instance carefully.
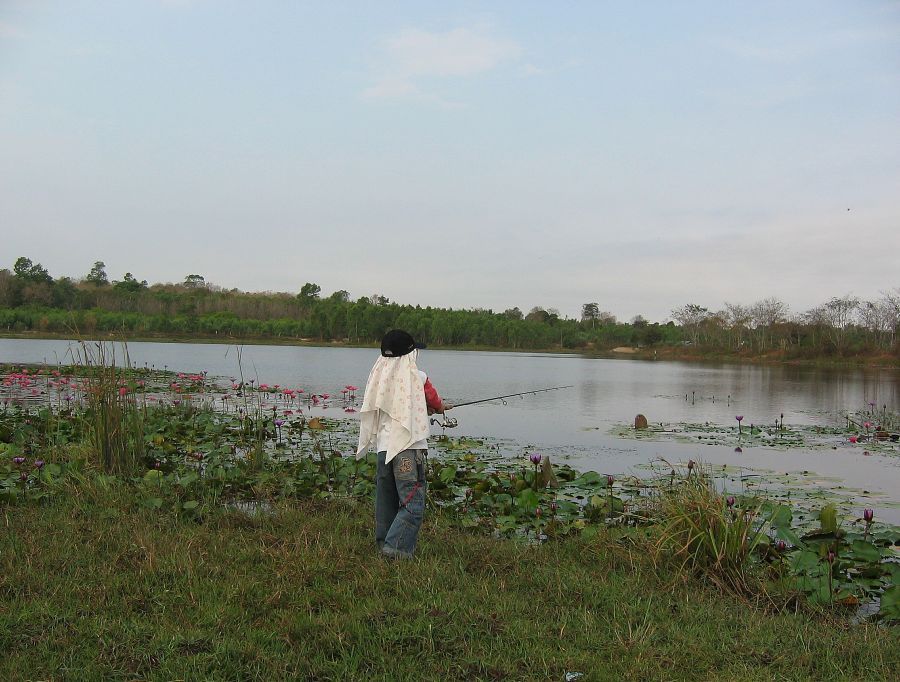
[652,467,769,594]
[75,340,145,475]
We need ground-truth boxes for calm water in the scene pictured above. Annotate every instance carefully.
[4,338,899,519]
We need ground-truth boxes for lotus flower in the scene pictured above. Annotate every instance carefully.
[606,474,615,487]
[726,495,736,508]
[775,539,787,552]
[863,508,874,523]
[34,460,44,469]
[529,453,542,465]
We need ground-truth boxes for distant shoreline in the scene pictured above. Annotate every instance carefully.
[2,331,897,369]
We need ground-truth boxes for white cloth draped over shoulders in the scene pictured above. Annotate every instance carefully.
[355,354,431,462]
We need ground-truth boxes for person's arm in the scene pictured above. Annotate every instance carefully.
[423,377,448,414]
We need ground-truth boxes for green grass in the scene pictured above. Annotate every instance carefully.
[1,479,897,681]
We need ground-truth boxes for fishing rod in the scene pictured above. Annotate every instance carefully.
[431,385,573,429]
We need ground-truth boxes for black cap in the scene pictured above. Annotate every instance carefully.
[380,329,424,357]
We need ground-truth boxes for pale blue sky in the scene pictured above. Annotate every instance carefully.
[1,1,898,321]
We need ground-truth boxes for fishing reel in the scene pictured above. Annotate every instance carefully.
[430,415,458,429]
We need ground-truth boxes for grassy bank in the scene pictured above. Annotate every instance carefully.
[2,480,898,682]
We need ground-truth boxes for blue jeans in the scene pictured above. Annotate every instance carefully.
[375,449,427,558]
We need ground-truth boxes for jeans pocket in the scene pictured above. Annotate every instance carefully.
[393,451,417,481]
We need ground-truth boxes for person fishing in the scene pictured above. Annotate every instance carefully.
[356,329,451,559]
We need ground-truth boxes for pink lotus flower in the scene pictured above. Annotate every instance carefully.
[863,508,874,523]
[849,436,858,443]
[529,453,542,465]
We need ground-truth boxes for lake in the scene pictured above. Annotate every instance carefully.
[3,338,899,520]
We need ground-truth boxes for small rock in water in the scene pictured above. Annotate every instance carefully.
[634,414,648,429]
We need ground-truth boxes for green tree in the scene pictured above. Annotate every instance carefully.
[581,302,600,327]
[298,282,321,301]
[184,274,206,288]
[328,290,350,303]
[13,256,53,285]
[52,277,78,308]
[113,273,148,293]
[85,261,109,286]
[502,307,523,320]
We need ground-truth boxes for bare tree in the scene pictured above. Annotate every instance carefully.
[671,303,710,345]
[723,302,751,350]
[749,297,788,351]
[860,291,900,349]
[820,295,860,350]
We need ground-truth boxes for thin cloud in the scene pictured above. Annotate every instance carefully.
[363,25,522,100]
[521,63,547,77]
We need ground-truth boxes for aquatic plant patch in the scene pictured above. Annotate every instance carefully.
[612,418,900,455]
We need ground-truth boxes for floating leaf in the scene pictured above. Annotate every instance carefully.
[849,540,882,563]
[879,585,900,621]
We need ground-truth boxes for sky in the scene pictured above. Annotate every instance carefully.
[1,1,898,322]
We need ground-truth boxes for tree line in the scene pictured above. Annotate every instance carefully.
[0,257,897,358]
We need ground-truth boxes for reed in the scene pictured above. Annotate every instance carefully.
[75,340,145,475]
[652,467,769,593]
